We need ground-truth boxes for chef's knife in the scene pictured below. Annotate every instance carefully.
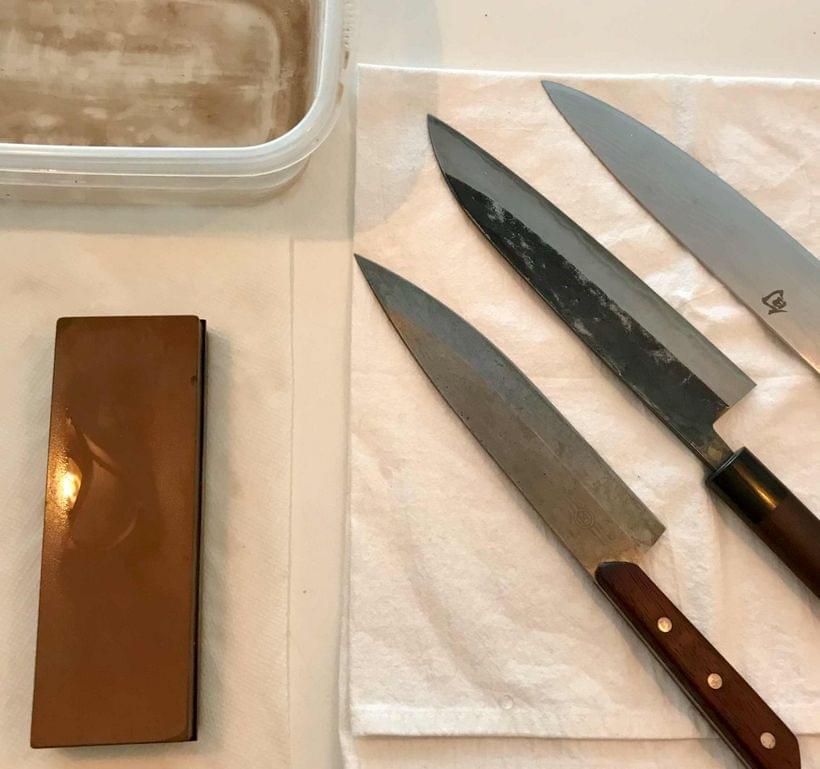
[356,255,799,769]
[427,116,820,598]
[541,80,820,372]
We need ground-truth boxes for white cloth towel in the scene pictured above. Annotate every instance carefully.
[0,202,293,767]
[347,64,820,752]
[343,734,820,769]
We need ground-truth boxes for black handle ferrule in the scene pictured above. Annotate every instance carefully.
[707,447,786,524]
[708,447,820,597]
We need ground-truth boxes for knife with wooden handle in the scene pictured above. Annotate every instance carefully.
[427,115,820,598]
[596,562,798,769]
[356,256,800,769]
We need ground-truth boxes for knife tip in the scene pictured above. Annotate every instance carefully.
[426,113,448,142]
[354,255,411,312]
[427,114,468,177]
[353,253,372,271]
[541,79,573,101]
[354,254,389,286]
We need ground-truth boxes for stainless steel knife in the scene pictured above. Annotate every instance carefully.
[356,255,800,769]
[541,80,820,372]
[427,115,820,598]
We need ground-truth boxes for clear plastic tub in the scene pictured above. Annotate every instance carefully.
[0,0,350,203]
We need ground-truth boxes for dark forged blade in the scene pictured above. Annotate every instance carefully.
[356,256,664,572]
[543,81,820,372]
[427,115,755,470]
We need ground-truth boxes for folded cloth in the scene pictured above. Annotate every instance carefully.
[0,204,293,766]
[342,734,820,769]
[347,65,820,743]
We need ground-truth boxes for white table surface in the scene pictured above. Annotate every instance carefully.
[290,2,820,767]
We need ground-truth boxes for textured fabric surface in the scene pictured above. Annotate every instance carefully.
[347,65,819,747]
[0,203,293,766]
[343,733,820,769]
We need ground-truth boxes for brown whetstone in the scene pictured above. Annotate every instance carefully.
[31,316,205,748]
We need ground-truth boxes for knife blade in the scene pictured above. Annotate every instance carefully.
[427,115,820,598]
[541,80,820,372]
[356,255,800,769]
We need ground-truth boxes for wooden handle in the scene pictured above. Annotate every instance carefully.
[707,447,820,598]
[595,561,800,769]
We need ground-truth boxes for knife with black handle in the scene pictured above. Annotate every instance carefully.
[427,115,820,598]
[708,448,819,596]
[357,256,801,769]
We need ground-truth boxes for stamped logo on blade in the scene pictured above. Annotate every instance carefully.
[762,289,787,315]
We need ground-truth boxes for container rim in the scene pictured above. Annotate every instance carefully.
[0,0,347,178]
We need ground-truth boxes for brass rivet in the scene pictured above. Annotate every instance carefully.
[760,732,776,749]
[707,673,723,689]
[657,617,672,633]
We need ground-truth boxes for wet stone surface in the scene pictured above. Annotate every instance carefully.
[0,0,311,147]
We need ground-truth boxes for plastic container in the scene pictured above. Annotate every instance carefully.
[0,0,350,203]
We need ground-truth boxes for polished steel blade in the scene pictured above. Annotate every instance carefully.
[356,255,664,573]
[543,80,820,372]
[428,115,755,469]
